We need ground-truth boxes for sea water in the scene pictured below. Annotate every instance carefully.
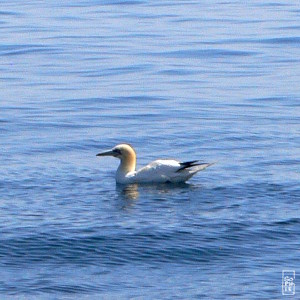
[0,1,299,299]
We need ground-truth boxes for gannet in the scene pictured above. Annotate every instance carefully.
[96,144,214,184]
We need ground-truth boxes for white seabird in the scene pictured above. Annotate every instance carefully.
[96,143,214,184]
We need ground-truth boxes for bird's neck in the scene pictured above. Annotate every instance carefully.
[118,155,136,175]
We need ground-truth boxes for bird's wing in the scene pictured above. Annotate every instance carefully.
[135,160,181,182]
[176,161,214,172]
[135,159,214,183]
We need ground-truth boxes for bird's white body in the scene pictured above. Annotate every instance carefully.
[97,144,213,184]
[116,159,209,184]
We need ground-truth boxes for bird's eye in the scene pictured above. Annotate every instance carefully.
[113,149,122,155]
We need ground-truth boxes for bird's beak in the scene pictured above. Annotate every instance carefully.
[96,149,115,157]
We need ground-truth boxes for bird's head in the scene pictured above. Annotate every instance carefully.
[96,143,136,162]
[97,143,136,173]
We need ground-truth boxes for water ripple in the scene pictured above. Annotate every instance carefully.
[153,49,258,58]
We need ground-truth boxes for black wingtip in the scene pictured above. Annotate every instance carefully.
[177,160,201,172]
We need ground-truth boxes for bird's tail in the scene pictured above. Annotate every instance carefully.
[190,162,215,173]
[177,161,215,173]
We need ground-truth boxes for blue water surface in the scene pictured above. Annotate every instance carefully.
[0,0,299,299]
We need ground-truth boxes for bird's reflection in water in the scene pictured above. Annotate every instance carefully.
[150,182,192,194]
[117,183,139,200]
[115,184,139,210]
[116,182,195,202]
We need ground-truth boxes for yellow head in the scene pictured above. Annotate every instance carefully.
[96,143,136,173]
